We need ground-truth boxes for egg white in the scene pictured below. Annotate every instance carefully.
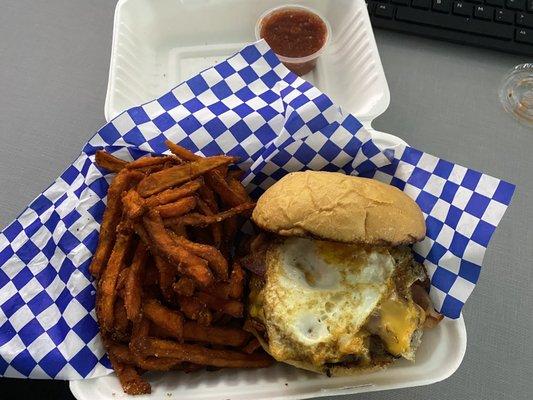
[261,237,396,365]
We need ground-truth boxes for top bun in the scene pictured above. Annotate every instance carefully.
[252,171,425,246]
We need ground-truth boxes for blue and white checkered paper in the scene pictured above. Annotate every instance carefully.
[0,40,514,379]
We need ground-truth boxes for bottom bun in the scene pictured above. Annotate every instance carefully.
[281,358,391,377]
[247,323,426,377]
[247,322,425,377]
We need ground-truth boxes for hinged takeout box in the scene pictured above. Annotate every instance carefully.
[79,0,468,398]
[0,1,515,399]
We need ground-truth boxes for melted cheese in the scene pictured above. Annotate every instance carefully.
[373,298,420,356]
[260,237,396,365]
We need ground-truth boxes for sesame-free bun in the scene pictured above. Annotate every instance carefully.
[247,322,392,376]
[252,171,425,246]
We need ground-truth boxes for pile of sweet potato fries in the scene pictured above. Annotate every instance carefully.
[90,141,271,395]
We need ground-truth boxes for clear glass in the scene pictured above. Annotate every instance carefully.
[499,63,533,127]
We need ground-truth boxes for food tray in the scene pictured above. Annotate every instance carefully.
[71,0,468,398]
[71,313,465,399]
[69,128,468,400]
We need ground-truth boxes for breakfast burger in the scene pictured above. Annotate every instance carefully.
[241,171,442,376]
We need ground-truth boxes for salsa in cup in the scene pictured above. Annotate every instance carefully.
[256,5,331,76]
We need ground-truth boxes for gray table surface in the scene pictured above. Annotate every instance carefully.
[0,1,531,400]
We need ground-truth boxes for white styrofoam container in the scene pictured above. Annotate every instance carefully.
[70,310,466,400]
[103,0,390,125]
[72,0,468,398]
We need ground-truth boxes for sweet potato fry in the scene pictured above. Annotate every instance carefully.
[171,235,228,280]
[95,150,127,172]
[143,210,214,287]
[138,164,167,175]
[172,277,195,297]
[164,203,255,228]
[96,230,134,332]
[210,263,245,299]
[130,317,150,358]
[141,338,272,368]
[165,141,241,185]
[108,352,151,395]
[197,291,243,318]
[133,223,150,247]
[205,170,248,207]
[178,296,212,325]
[227,263,245,299]
[165,140,200,162]
[126,155,177,170]
[90,169,144,278]
[166,140,247,206]
[143,298,184,341]
[117,218,134,234]
[108,342,181,371]
[244,318,266,334]
[196,309,213,327]
[143,261,159,287]
[150,321,249,347]
[227,176,252,203]
[122,188,146,219]
[113,298,131,342]
[197,198,222,248]
[154,196,197,218]
[137,156,235,197]
[124,242,148,322]
[144,178,203,208]
[184,322,249,347]
[221,216,239,257]
[227,169,244,181]
[153,255,176,303]
[137,357,181,371]
[180,363,205,373]
[197,183,218,212]
[168,222,188,238]
[116,267,129,293]
[242,338,261,354]
[107,341,135,364]
[216,164,229,178]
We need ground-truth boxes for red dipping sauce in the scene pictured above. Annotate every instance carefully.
[256,6,329,76]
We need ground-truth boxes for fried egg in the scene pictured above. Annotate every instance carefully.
[250,237,420,366]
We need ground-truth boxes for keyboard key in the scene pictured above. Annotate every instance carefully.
[391,0,410,4]
[368,1,377,14]
[495,9,514,24]
[474,5,493,20]
[528,0,533,11]
[516,13,533,28]
[375,3,395,18]
[468,0,483,3]
[515,28,533,44]
[506,0,526,9]
[433,0,451,12]
[412,0,431,9]
[395,7,514,39]
[485,0,504,6]
[453,1,472,16]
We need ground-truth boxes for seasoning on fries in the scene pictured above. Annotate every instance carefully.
[92,142,271,395]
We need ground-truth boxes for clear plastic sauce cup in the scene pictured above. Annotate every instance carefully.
[255,4,331,76]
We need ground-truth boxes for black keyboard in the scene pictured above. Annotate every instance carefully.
[367,0,533,55]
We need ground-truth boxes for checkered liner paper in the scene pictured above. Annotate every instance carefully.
[0,40,515,379]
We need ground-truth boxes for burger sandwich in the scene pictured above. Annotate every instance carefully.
[242,171,442,376]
